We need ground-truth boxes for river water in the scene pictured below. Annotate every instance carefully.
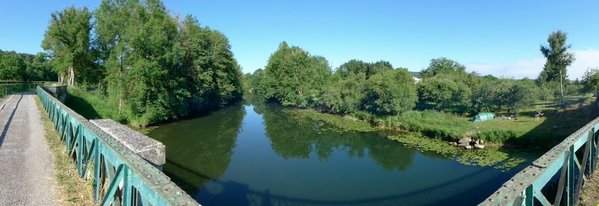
[147,103,519,206]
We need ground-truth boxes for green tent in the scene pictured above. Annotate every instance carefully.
[473,112,494,122]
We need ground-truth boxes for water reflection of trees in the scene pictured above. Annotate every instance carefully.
[147,104,245,194]
[259,104,416,171]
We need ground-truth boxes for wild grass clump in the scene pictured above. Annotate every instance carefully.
[476,130,517,143]
[65,87,127,122]
[380,110,470,141]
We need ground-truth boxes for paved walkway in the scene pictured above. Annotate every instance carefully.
[0,93,57,206]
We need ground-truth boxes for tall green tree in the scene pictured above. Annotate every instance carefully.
[418,74,471,110]
[417,58,473,110]
[336,59,393,79]
[318,72,367,114]
[26,53,58,81]
[0,52,26,80]
[42,6,95,86]
[176,15,243,113]
[420,57,467,78]
[261,42,331,107]
[361,69,417,116]
[243,69,264,95]
[538,30,575,107]
[90,0,243,126]
[95,0,181,125]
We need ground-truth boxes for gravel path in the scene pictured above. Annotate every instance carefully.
[0,93,57,206]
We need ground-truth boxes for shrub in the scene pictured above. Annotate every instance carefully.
[476,130,517,143]
[380,110,470,141]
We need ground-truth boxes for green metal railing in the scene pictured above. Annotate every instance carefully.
[481,109,599,205]
[0,82,44,98]
[37,86,198,206]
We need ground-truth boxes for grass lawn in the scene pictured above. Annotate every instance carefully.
[472,96,596,150]
[65,87,127,123]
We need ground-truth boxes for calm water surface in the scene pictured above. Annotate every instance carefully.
[147,104,518,206]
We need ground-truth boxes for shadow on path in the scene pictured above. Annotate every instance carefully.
[0,94,24,149]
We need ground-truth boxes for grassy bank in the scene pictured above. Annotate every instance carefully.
[65,87,126,122]
[287,108,534,169]
[288,96,595,168]
[35,97,94,205]
[382,96,596,149]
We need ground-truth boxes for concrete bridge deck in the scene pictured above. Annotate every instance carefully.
[0,93,56,205]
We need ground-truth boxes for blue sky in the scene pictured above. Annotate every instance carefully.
[1,0,598,79]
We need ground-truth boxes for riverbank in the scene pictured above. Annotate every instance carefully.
[288,109,533,169]
[64,85,595,169]
[286,96,596,168]
[296,96,594,145]
[65,86,243,127]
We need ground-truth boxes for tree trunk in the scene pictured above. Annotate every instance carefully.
[559,70,565,108]
[58,74,64,85]
[69,67,75,86]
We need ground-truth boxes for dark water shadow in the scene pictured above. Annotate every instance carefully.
[192,167,499,206]
[0,94,23,149]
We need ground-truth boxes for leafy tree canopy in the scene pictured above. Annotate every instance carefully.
[538,30,575,84]
[421,57,467,78]
[42,6,95,86]
[361,69,417,116]
[260,42,331,107]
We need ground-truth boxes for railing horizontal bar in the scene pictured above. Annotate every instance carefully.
[532,153,565,189]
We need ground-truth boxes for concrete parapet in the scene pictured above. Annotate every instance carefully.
[42,85,67,103]
[90,119,165,169]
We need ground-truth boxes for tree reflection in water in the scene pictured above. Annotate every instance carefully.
[260,104,416,171]
[148,103,245,193]
[147,100,515,206]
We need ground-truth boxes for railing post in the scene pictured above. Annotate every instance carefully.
[122,167,132,206]
[593,128,598,173]
[77,125,84,177]
[567,145,575,206]
[93,141,102,202]
[571,130,594,206]
[554,151,570,206]
[525,185,534,206]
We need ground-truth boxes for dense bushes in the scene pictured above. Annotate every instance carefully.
[0,50,57,81]
[470,79,539,113]
[253,42,418,118]
[418,74,471,110]
[259,42,331,107]
[476,130,517,143]
[244,47,590,147]
[417,58,543,114]
[360,69,417,116]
